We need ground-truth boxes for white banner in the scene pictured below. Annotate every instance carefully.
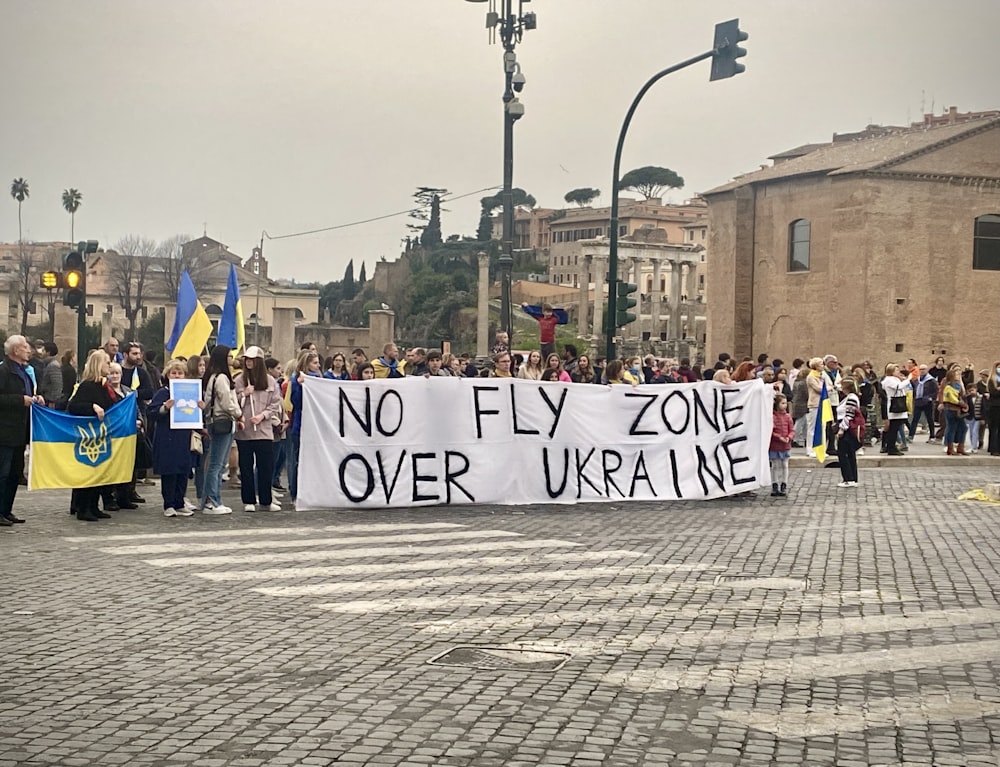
[297,377,773,510]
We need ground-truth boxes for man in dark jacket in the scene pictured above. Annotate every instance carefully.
[121,342,154,500]
[0,335,45,526]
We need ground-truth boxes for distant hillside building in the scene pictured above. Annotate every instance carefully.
[702,113,1000,365]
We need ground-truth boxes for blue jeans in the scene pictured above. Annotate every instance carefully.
[944,409,968,445]
[272,439,286,487]
[287,431,301,501]
[202,429,234,508]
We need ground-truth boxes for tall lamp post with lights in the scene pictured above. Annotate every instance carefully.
[466,0,536,343]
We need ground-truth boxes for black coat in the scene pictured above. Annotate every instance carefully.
[0,360,33,447]
[68,380,116,416]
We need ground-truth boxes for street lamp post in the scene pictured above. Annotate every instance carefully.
[466,0,536,343]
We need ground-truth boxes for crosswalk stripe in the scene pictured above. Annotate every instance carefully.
[410,590,924,635]
[254,564,680,597]
[62,521,465,543]
[101,529,522,556]
[315,575,719,614]
[498,608,1000,657]
[143,538,584,568]
[716,692,1000,737]
[194,550,650,581]
[603,639,1000,693]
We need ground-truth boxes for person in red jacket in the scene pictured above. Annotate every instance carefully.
[521,302,568,358]
[769,393,794,497]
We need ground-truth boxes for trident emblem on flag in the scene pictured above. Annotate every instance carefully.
[75,421,111,466]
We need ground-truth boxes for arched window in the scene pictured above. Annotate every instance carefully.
[788,219,810,272]
[973,214,1000,271]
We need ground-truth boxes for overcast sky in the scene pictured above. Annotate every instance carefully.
[2,0,997,285]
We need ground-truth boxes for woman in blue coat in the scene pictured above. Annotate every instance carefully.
[147,359,202,517]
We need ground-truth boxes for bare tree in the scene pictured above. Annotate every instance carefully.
[110,235,157,340]
[155,233,207,299]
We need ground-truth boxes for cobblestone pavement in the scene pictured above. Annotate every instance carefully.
[3,463,1000,767]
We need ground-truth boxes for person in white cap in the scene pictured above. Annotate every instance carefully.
[233,346,283,512]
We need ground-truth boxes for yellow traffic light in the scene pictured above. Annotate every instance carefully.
[41,271,60,290]
[64,270,83,290]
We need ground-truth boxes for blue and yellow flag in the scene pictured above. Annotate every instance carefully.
[812,378,834,462]
[217,263,245,355]
[29,397,138,490]
[165,270,212,359]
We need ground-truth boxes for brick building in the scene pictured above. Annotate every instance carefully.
[702,115,1000,367]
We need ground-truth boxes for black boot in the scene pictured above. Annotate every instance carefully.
[771,483,779,497]
[779,483,787,496]
[77,507,100,521]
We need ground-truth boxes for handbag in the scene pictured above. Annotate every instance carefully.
[206,375,235,436]
[889,394,908,414]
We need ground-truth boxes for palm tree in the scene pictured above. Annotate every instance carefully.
[10,178,29,256]
[62,188,82,243]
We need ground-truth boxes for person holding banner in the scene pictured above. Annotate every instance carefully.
[66,351,117,522]
[0,335,44,526]
[288,349,322,507]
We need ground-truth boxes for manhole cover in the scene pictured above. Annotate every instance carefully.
[714,575,809,590]
[428,646,570,672]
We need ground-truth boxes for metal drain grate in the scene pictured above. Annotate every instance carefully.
[714,575,809,590]
[428,646,571,672]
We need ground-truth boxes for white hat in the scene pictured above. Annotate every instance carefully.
[243,346,264,359]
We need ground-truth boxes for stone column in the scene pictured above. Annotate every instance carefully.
[591,255,605,347]
[271,307,296,364]
[101,311,114,344]
[577,255,591,337]
[651,258,662,343]
[669,259,682,341]
[681,263,692,305]
[53,305,79,365]
[476,252,490,358]
[631,257,642,339]
[367,309,395,359]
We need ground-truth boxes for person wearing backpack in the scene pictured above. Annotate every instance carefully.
[836,378,866,488]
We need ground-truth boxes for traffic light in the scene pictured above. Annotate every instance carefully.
[62,251,85,308]
[40,271,60,290]
[710,18,748,81]
[616,281,638,328]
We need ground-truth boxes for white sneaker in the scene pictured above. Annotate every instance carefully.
[837,480,858,488]
[807,451,816,458]
[272,490,284,499]
[174,507,194,517]
[857,448,865,456]
[222,471,230,481]
[266,503,281,512]
[202,505,232,515]
[183,498,197,512]
[163,508,177,517]
[244,504,256,512]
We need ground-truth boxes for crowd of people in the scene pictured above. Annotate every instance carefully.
[0,331,995,528]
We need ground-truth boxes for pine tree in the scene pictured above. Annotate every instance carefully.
[358,262,367,285]
[422,194,443,247]
[343,259,355,299]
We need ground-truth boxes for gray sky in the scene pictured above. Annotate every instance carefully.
[2,1,997,285]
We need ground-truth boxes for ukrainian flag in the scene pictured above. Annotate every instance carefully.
[28,397,138,490]
[812,378,834,462]
[217,263,245,355]
[165,270,212,359]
